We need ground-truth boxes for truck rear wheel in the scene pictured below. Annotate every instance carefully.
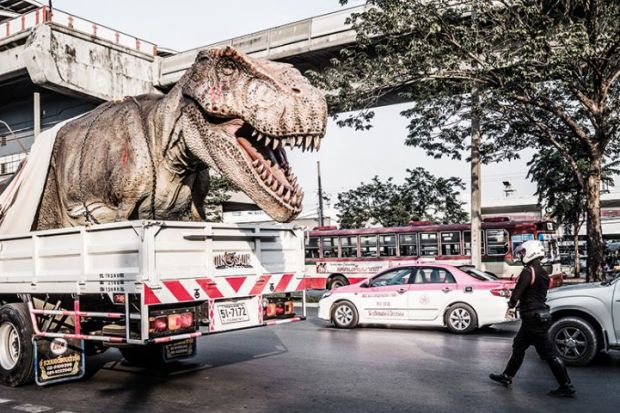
[0,303,35,387]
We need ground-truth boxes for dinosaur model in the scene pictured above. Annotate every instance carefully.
[31,47,327,229]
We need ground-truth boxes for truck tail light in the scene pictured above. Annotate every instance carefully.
[180,312,194,328]
[168,314,183,330]
[490,288,511,298]
[149,316,167,332]
[284,300,294,315]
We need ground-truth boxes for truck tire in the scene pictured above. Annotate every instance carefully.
[331,301,358,329]
[445,304,478,334]
[328,275,348,290]
[550,317,598,366]
[0,303,35,387]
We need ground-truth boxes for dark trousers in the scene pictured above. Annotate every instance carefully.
[503,313,571,386]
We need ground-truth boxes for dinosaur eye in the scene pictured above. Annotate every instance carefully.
[221,59,236,76]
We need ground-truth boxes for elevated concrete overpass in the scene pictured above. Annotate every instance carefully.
[156,6,362,88]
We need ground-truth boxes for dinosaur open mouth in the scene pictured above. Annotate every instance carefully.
[225,120,323,210]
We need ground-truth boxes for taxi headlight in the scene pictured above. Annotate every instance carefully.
[321,291,332,300]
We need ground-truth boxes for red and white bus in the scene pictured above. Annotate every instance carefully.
[304,218,562,290]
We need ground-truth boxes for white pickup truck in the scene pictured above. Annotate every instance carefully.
[547,276,620,366]
[0,220,306,386]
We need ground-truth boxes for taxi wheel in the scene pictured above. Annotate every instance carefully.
[445,304,477,334]
[331,301,358,329]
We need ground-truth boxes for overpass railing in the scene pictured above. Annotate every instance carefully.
[0,6,157,57]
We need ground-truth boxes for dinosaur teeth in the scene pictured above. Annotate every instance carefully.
[283,190,292,202]
[271,180,279,191]
[277,185,285,196]
[252,129,258,137]
[257,164,264,173]
[256,133,263,142]
[296,136,303,147]
[252,160,259,167]
[314,136,321,150]
[265,175,273,185]
[304,136,312,150]
[264,136,271,146]
[261,170,269,179]
[272,138,280,150]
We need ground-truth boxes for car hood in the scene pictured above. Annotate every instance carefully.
[547,282,608,297]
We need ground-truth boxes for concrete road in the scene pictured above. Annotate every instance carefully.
[0,309,618,413]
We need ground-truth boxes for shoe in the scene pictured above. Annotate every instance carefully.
[489,373,512,387]
[548,385,576,398]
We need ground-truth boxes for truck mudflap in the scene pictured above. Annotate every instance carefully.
[34,337,85,386]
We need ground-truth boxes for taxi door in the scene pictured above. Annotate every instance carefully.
[357,267,414,324]
[408,267,458,322]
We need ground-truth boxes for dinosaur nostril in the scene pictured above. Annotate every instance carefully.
[291,87,301,94]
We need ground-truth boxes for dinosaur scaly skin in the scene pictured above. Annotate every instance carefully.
[32,47,327,229]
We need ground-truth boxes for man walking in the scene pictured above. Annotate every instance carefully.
[490,240,576,397]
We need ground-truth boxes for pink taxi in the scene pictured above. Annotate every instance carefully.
[318,263,515,334]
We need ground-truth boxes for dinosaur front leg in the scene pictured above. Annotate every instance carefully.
[65,199,141,225]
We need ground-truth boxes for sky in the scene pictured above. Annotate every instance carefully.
[50,0,540,211]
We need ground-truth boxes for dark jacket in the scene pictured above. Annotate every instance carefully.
[508,259,549,313]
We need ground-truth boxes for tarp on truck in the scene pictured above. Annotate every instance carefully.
[0,116,82,235]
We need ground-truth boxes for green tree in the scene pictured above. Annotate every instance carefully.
[204,174,238,222]
[336,167,468,228]
[314,0,620,281]
[528,146,619,280]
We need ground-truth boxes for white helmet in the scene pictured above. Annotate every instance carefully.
[515,240,545,264]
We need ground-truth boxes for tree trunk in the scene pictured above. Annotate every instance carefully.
[573,229,580,278]
[585,157,604,283]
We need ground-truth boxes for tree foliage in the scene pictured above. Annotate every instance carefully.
[336,167,468,228]
[313,0,620,280]
[204,174,238,222]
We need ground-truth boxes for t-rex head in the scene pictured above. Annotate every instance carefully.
[179,46,327,222]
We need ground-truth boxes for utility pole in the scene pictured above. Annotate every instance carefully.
[470,87,482,269]
[470,0,482,269]
[317,161,325,227]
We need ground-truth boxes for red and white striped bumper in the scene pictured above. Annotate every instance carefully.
[144,274,305,305]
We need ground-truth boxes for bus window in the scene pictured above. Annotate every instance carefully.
[306,237,320,259]
[420,233,438,256]
[322,237,338,258]
[340,236,358,257]
[486,229,508,255]
[463,231,485,255]
[399,233,417,256]
[441,231,462,255]
[360,235,378,257]
[379,234,397,256]
[511,233,534,253]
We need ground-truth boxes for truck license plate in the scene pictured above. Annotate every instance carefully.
[218,302,249,324]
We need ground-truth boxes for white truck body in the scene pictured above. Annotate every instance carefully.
[0,220,306,386]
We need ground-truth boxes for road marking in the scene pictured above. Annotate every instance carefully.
[12,405,53,413]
